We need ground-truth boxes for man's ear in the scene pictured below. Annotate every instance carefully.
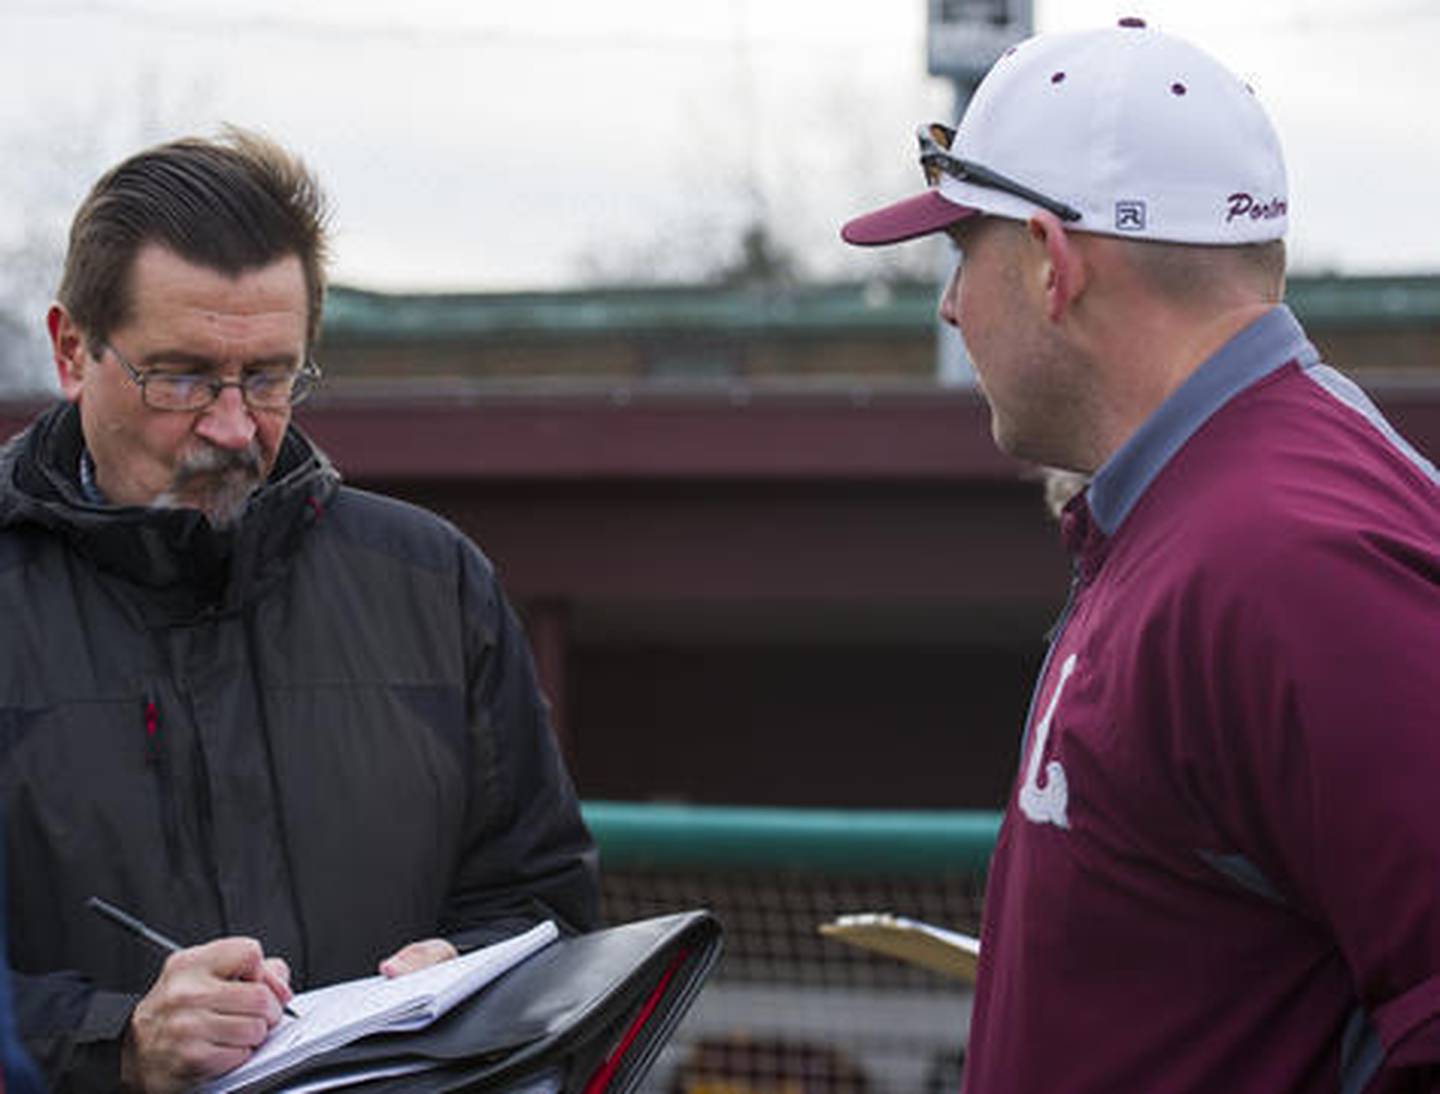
[1028,212,1087,324]
[48,304,88,401]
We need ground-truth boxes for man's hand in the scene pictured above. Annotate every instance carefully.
[121,938,293,1094]
[378,938,458,978]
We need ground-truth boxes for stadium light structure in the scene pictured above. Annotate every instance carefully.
[927,0,1033,385]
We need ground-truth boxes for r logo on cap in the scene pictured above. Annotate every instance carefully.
[1115,202,1146,232]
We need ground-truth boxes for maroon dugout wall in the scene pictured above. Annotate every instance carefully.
[4,383,1437,808]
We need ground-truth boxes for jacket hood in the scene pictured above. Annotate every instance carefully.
[0,401,340,614]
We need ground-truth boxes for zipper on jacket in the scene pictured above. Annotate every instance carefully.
[183,686,229,932]
[1019,565,1082,759]
[143,689,183,870]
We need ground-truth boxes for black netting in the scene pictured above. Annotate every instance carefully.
[602,869,983,1094]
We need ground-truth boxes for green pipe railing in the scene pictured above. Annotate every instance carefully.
[581,801,1002,876]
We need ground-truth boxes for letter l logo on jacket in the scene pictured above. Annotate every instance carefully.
[1019,653,1076,829]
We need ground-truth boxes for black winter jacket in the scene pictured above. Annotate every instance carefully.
[0,403,599,1091]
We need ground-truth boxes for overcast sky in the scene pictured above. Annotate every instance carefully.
[1,0,1436,295]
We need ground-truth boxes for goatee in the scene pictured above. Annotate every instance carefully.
[153,443,265,529]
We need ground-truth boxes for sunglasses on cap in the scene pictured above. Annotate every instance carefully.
[917,122,1082,224]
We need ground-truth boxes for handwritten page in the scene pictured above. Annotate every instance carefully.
[202,920,558,1094]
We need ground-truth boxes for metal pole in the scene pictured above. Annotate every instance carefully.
[926,0,1034,385]
[936,77,978,387]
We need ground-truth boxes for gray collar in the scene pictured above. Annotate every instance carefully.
[1087,304,1319,536]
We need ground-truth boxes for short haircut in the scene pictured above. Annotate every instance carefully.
[1122,238,1287,308]
[57,126,331,351]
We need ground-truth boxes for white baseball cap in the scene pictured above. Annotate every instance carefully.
[842,18,1288,247]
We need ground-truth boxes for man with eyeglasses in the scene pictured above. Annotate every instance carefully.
[845,20,1439,1094]
[0,130,598,1093]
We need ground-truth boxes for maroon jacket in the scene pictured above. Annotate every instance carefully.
[964,307,1440,1093]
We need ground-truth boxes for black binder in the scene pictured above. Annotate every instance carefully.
[236,910,722,1093]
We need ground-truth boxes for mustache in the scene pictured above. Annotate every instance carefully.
[173,443,264,482]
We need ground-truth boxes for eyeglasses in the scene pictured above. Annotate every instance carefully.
[917,122,1082,224]
[102,342,322,411]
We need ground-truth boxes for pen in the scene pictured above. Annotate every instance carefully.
[87,896,299,1018]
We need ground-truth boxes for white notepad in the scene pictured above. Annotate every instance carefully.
[202,920,559,1094]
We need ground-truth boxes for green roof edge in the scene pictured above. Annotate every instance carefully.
[322,274,1440,343]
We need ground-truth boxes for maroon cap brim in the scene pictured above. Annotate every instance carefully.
[841,189,979,246]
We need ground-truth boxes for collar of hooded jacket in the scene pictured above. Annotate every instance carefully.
[0,401,340,619]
